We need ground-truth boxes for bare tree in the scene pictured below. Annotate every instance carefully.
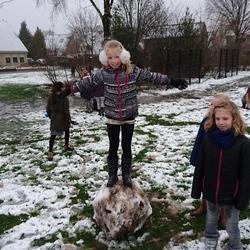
[35,0,114,40]
[67,8,102,56]
[112,0,171,54]
[206,0,250,48]
[89,0,114,40]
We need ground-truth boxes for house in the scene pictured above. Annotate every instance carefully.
[44,31,71,57]
[0,20,28,68]
[44,31,102,67]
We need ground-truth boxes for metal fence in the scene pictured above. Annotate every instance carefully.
[146,48,240,83]
[218,49,239,78]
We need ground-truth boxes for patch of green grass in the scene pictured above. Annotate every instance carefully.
[132,202,204,249]
[134,148,149,162]
[0,118,32,138]
[149,186,167,199]
[0,84,48,103]
[0,139,21,145]
[32,233,59,247]
[0,214,29,234]
[38,230,107,249]
[31,159,56,172]
[12,166,22,172]
[134,128,148,135]
[239,206,250,220]
[93,135,100,142]
[176,184,190,191]
[0,164,8,173]
[69,184,94,217]
[68,175,80,181]
[74,230,106,249]
[73,136,87,146]
[166,113,177,119]
[70,184,89,205]
[242,238,250,245]
[27,175,39,185]
[145,115,199,126]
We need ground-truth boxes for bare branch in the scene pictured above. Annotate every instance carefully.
[0,0,14,8]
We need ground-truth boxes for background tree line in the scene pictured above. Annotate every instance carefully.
[17,0,250,72]
[18,21,47,60]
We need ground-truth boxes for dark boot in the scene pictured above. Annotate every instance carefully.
[100,107,105,116]
[121,157,133,188]
[106,157,118,187]
[191,198,207,217]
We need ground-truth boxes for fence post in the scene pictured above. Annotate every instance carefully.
[224,49,228,78]
[218,49,222,78]
[166,49,169,76]
[178,49,181,78]
[198,49,202,83]
[188,49,192,83]
[236,49,239,75]
[231,49,234,76]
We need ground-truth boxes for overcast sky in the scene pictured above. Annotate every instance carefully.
[0,0,205,35]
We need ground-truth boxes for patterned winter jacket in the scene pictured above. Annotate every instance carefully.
[75,65,171,120]
[191,133,250,210]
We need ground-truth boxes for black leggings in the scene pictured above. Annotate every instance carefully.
[107,123,134,159]
[49,129,70,151]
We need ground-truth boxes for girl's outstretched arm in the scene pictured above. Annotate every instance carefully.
[134,65,188,90]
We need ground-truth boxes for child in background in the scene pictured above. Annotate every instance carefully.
[80,67,94,113]
[190,93,230,218]
[94,84,105,116]
[241,86,250,109]
[46,81,73,161]
[73,39,188,188]
[191,101,250,250]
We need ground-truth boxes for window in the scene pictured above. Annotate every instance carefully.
[20,57,24,63]
[13,57,18,63]
[5,57,11,63]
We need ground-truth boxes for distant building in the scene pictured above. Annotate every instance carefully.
[0,20,28,67]
[225,31,250,67]
[44,30,102,67]
[44,31,71,56]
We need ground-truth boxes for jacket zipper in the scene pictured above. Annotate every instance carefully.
[215,149,223,203]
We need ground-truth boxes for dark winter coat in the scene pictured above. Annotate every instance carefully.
[75,65,170,120]
[191,130,250,210]
[190,117,207,166]
[46,92,71,132]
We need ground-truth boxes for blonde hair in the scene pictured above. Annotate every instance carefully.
[205,101,246,135]
[206,93,230,116]
[99,40,132,74]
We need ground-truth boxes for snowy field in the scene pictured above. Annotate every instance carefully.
[0,70,250,249]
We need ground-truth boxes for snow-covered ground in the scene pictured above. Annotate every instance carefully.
[0,70,249,249]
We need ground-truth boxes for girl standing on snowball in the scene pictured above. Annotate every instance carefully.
[191,101,250,250]
[73,40,188,188]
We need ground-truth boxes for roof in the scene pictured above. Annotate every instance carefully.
[0,20,28,53]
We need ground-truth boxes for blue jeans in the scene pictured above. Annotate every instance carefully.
[205,201,242,250]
